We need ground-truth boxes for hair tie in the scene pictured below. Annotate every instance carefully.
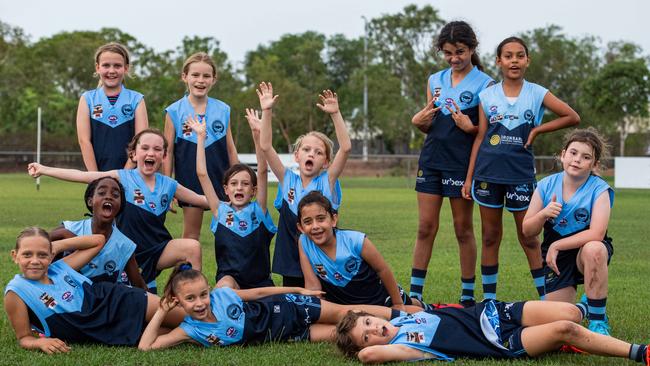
[179,263,192,271]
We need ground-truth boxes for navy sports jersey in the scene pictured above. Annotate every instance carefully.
[537,172,614,250]
[4,260,147,345]
[83,86,143,171]
[272,170,342,277]
[389,301,527,360]
[62,219,136,283]
[211,201,277,288]
[180,287,320,346]
[115,169,178,284]
[300,229,389,305]
[419,66,494,172]
[165,96,230,200]
[474,80,548,184]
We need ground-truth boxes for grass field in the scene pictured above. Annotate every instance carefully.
[0,173,649,365]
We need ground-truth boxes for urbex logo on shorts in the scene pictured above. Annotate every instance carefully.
[506,191,530,202]
[442,178,464,186]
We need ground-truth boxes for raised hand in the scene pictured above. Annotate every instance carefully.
[316,89,340,115]
[411,99,441,130]
[160,297,179,313]
[542,194,563,220]
[256,81,279,110]
[446,100,473,132]
[186,116,206,137]
[244,108,261,135]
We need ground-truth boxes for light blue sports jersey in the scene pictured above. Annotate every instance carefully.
[179,287,245,347]
[4,260,91,336]
[165,96,230,147]
[300,229,365,287]
[474,80,548,184]
[274,170,342,213]
[419,66,494,171]
[211,201,277,237]
[537,172,614,238]
[62,219,136,283]
[389,312,453,361]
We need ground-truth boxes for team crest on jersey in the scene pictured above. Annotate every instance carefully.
[63,275,77,288]
[227,304,243,319]
[333,272,343,281]
[89,262,98,269]
[182,121,193,137]
[108,115,118,125]
[574,208,589,223]
[104,260,117,273]
[444,98,454,106]
[558,217,568,227]
[315,264,327,279]
[489,105,498,113]
[121,104,133,117]
[287,188,295,204]
[344,258,359,273]
[480,182,488,190]
[225,212,234,227]
[459,91,473,104]
[133,188,145,205]
[149,201,157,210]
[406,331,425,344]
[238,220,248,231]
[523,109,534,122]
[206,334,224,346]
[160,194,169,210]
[212,120,225,135]
[414,317,427,324]
[61,291,74,302]
[92,104,103,119]
[226,327,237,337]
[39,292,57,309]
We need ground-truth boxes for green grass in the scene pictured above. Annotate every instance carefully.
[0,173,649,365]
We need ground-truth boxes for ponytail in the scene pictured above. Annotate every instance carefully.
[161,262,207,306]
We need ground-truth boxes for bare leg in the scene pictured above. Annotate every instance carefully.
[479,206,503,266]
[144,293,186,327]
[545,286,577,303]
[521,320,630,358]
[449,198,477,280]
[520,300,582,326]
[577,241,609,300]
[157,238,202,272]
[512,210,543,270]
[216,275,241,289]
[181,206,204,241]
[308,324,336,342]
[410,193,444,273]
[317,300,393,324]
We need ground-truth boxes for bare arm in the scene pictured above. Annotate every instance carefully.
[162,114,175,177]
[245,109,268,213]
[125,100,149,169]
[226,124,239,166]
[138,301,191,351]
[60,234,106,271]
[174,184,210,209]
[5,292,71,354]
[462,103,487,200]
[526,91,580,147]
[411,83,440,133]
[76,95,98,171]
[361,238,404,310]
[317,90,351,185]
[257,82,286,185]
[234,286,324,301]
[125,255,148,290]
[522,191,562,237]
[49,226,75,242]
[52,234,105,258]
[359,344,435,364]
[298,239,322,292]
[27,163,119,183]
[189,116,220,218]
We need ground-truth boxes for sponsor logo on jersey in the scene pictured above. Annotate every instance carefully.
[121,104,134,117]
[225,212,234,227]
[212,120,225,135]
[406,331,425,344]
[206,334,223,346]
[558,217,568,227]
[442,177,464,187]
[148,201,157,210]
[459,91,473,104]
[287,188,295,204]
[61,291,74,302]
[433,88,441,97]
[160,194,169,210]
[333,272,343,281]
[489,135,501,146]
[345,258,359,273]
[133,188,145,205]
[89,262,98,269]
[226,327,237,337]
[63,275,77,288]
[119,271,129,283]
[444,97,454,105]
[92,104,103,119]
[315,264,327,279]
[39,292,57,309]
[108,115,118,124]
[574,208,590,223]
[274,305,281,313]
[492,135,523,146]
[182,121,193,137]
[104,260,117,273]
[489,105,498,113]
[238,220,248,231]
[227,304,242,319]
[414,317,427,324]
[523,109,534,122]
[489,113,505,123]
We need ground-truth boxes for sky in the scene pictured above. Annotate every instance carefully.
[1,0,648,67]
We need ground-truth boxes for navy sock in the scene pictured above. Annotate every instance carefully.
[629,344,648,363]
[460,276,475,302]
[587,297,607,321]
[481,264,498,300]
[530,267,546,300]
[410,268,427,300]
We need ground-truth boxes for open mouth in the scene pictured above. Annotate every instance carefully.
[234,193,244,200]
[305,160,314,169]
[102,202,113,215]
[144,158,156,168]
[382,326,387,337]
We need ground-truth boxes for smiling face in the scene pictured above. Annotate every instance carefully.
[561,141,597,178]
[224,170,256,210]
[182,61,216,99]
[441,42,474,73]
[12,236,53,283]
[95,51,128,91]
[133,133,166,175]
[89,178,122,223]
[349,315,398,348]
[496,42,529,80]
[297,203,337,246]
[294,135,329,177]
[174,277,213,321]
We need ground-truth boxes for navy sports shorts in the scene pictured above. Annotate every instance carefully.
[544,238,614,293]
[471,180,536,211]
[415,167,466,198]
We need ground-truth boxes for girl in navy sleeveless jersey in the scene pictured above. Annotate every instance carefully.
[28,129,208,293]
[138,263,398,350]
[189,109,276,289]
[523,128,614,336]
[410,21,494,307]
[77,43,148,171]
[4,227,185,353]
[48,176,147,289]
[463,37,580,302]
[163,52,239,242]
[336,300,650,365]
[258,82,351,288]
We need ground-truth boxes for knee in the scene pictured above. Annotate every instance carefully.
[482,229,501,248]
[453,223,475,245]
[416,221,438,240]
[560,303,583,323]
[554,320,581,341]
[519,236,540,250]
[581,242,608,267]
[183,239,201,256]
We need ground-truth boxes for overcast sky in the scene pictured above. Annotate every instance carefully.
[1,0,647,67]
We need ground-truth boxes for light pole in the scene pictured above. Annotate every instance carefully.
[362,16,369,162]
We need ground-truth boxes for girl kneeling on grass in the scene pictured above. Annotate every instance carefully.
[4,227,185,353]
[138,263,400,350]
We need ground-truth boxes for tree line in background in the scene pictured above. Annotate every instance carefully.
[1,4,649,156]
